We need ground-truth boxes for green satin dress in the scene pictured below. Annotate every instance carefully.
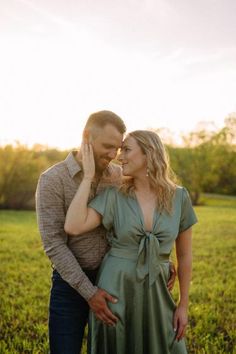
[89,186,197,354]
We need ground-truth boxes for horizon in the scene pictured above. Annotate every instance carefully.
[0,115,232,150]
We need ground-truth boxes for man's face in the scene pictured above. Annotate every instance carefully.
[90,124,123,172]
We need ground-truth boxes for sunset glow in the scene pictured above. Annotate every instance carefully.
[1,0,236,149]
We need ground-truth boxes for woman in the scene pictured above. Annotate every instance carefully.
[65,130,197,354]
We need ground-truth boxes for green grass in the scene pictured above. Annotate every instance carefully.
[200,193,236,208]
[183,203,236,353]
[0,195,235,353]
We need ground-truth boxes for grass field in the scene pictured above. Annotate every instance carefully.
[0,195,235,353]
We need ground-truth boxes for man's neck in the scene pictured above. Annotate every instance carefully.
[94,170,103,181]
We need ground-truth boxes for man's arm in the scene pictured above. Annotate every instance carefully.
[36,172,97,300]
[36,172,118,325]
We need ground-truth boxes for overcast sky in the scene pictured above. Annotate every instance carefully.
[1,0,236,148]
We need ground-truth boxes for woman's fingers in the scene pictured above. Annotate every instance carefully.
[81,142,95,179]
[176,322,187,341]
[173,306,188,341]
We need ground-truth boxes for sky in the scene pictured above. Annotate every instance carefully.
[1,0,236,149]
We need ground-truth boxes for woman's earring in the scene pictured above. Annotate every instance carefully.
[146,168,149,177]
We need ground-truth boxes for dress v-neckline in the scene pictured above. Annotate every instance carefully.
[133,193,156,233]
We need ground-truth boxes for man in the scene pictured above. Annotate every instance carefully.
[36,110,176,354]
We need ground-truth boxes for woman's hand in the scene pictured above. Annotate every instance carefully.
[64,141,101,236]
[81,141,95,180]
[173,304,188,341]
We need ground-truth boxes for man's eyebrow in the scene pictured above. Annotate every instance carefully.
[103,143,119,148]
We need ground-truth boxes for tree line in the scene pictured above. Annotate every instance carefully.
[0,117,235,209]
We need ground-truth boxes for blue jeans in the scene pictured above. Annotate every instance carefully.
[49,269,98,354]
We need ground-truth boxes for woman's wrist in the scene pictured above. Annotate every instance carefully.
[177,300,188,309]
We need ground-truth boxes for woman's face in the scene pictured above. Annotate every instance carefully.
[118,136,147,177]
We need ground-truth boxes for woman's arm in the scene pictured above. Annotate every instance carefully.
[64,143,102,236]
[173,227,192,341]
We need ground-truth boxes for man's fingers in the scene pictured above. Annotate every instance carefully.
[96,309,118,326]
[170,264,176,274]
[167,278,174,290]
[104,292,118,304]
[100,300,119,323]
[104,306,119,322]
[95,303,119,325]
[167,262,176,291]
[89,289,119,325]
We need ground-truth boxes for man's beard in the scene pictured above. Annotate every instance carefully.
[93,154,109,172]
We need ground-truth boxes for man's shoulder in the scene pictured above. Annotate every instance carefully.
[40,160,67,180]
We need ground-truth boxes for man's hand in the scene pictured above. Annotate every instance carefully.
[167,261,177,291]
[88,288,118,326]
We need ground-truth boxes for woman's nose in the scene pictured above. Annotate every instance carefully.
[117,151,123,161]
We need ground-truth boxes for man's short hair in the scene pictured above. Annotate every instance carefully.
[84,110,126,135]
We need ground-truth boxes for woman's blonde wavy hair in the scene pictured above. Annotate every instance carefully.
[120,130,177,213]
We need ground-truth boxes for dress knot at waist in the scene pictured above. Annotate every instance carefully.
[108,233,170,287]
[137,231,170,286]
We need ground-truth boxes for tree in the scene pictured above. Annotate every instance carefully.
[0,144,67,209]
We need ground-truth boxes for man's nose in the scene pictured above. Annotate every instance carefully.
[108,149,118,159]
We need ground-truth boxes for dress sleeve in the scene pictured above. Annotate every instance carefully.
[89,186,116,230]
[179,187,198,233]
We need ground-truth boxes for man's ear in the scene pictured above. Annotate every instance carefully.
[83,129,90,144]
